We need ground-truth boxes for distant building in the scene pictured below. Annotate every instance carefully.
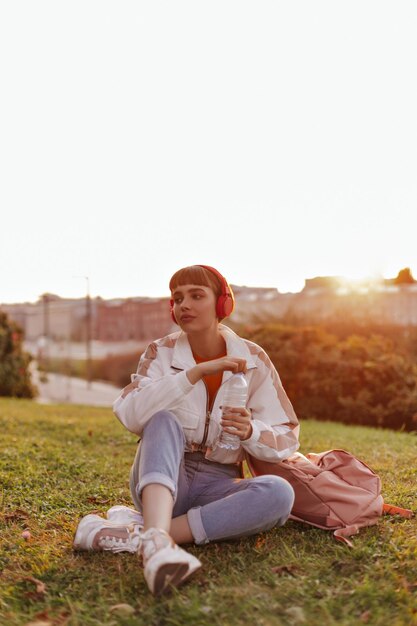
[291,268,417,326]
[1,294,174,343]
[302,276,344,293]
[1,295,91,342]
[230,269,417,327]
[95,297,173,341]
[230,285,295,324]
[2,269,417,346]
[231,284,279,300]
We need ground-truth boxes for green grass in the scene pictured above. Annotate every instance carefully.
[0,399,416,626]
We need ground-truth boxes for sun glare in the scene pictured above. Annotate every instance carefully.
[338,273,383,291]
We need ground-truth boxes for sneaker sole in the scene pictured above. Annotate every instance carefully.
[145,543,202,595]
[153,562,190,595]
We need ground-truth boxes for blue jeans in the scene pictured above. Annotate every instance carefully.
[129,410,294,545]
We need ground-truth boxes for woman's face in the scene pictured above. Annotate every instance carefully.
[171,284,218,333]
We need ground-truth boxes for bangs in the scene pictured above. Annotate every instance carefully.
[169,266,221,296]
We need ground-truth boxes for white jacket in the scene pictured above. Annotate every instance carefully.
[113,324,300,464]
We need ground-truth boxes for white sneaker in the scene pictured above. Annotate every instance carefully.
[139,528,202,595]
[107,505,201,591]
[107,505,144,528]
[73,514,141,553]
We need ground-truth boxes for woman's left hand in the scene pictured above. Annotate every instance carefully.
[221,407,252,441]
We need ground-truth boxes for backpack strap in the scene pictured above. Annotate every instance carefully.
[333,506,413,547]
[382,503,413,518]
[333,525,360,548]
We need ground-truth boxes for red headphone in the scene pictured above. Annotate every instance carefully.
[170,265,235,324]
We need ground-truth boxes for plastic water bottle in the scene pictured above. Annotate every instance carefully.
[217,373,248,450]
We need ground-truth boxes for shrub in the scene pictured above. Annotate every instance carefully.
[238,323,417,431]
[0,312,37,398]
[93,351,142,388]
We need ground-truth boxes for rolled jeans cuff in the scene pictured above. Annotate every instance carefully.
[187,506,209,545]
[137,472,176,505]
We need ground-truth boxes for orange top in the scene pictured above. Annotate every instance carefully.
[193,347,227,411]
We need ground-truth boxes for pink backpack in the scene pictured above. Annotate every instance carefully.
[247,449,412,546]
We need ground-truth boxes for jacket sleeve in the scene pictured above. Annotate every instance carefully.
[240,348,300,462]
[112,342,195,435]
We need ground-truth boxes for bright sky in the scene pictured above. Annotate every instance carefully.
[1,1,416,303]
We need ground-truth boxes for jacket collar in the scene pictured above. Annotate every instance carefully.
[171,324,258,372]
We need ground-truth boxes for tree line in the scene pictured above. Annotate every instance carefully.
[2,310,417,432]
[235,322,417,432]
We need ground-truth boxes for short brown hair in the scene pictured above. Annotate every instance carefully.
[169,266,222,298]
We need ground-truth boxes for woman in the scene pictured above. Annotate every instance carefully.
[74,265,300,595]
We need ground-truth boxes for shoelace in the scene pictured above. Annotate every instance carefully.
[138,529,171,563]
[98,524,141,552]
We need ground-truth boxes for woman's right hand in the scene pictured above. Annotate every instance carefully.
[186,357,247,385]
[199,356,247,377]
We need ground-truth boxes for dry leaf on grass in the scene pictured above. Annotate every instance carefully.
[271,564,303,577]
[86,496,110,505]
[360,610,372,623]
[28,610,70,626]
[23,576,47,600]
[397,576,417,593]
[3,508,30,522]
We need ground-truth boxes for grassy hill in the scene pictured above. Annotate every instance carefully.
[0,399,416,626]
